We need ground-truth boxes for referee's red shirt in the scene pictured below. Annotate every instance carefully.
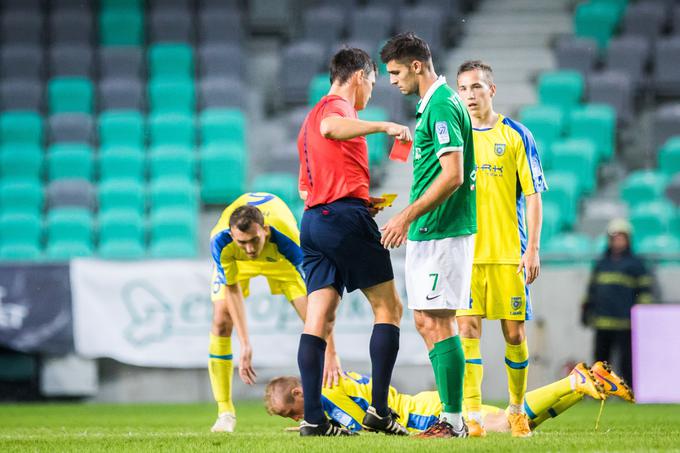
[297,95,370,208]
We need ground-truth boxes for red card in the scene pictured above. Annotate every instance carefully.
[389,140,412,162]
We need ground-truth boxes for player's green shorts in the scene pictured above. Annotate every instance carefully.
[458,264,530,320]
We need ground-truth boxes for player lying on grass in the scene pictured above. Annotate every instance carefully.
[265,361,633,435]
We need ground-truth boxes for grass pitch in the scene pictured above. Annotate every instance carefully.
[1,400,679,452]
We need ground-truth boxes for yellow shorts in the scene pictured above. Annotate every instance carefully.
[210,267,306,302]
[457,264,531,321]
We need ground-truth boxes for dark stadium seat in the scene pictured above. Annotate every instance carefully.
[199,77,245,109]
[348,6,393,44]
[370,75,408,123]
[2,0,42,13]
[280,41,326,105]
[51,0,93,12]
[555,37,599,76]
[198,9,244,44]
[302,7,346,53]
[46,179,97,211]
[0,45,44,80]
[652,103,680,152]
[149,10,195,43]
[665,173,680,206]
[99,77,145,111]
[199,0,242,12]
[48,113,94,144]
[621,1,665,42]
[587,70,634,124]
[673,5,680,34]
[605,36,650,90]
[198,43,244,80]
[653,37,680,97]
[0,80,43,111]
[49,44,94,78]
[99,47,145,80]
[50,11,94,45]
[1,12,43,46]
[396,6,445,57]
[149,0,192,12]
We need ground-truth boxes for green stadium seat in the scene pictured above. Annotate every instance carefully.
[99,179,146,215]
[0,213,42,260]
[149,177,198,211]
[0,180,43,216]
[0,112,43,146]
[573,1,621,49]
[98,209,146,259]
[630,201,675,242]
[149,146,195,182]
[100,0,144,12]
[99,10,144,46]
[0,352,36,380]
[359,107,389,167]
[48,78,94,114]
[250,173,299,209]
[149,44,194,80]
[537,71,584,115]
[567,104,616,162]
[308,73,330,106]
[550,139,598,194]
[47,144,94,181]
[543,232,594,264]
[518,105,564,162]
[45,207,94,259]
[99,110,145,148]
[199,109,245,148]
[199,143,246,204]
[589,0,628,20]
[149,112,195,147]
[148,78,195,114]
[636,234,680,263]
[594,234,608,255]
[541,171,580,228]
[620,170,669,209]
[98,147,145,183]
[658,136,680,177]
[540,199,563,243]
[149,208,197,258]
[0,144,42,182]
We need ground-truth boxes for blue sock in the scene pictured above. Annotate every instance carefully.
[369,323,400,416]
[297,333,327,425]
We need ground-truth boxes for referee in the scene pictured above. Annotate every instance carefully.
[295,48,412,437]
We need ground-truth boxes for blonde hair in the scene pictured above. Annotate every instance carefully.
[263,376,300,415]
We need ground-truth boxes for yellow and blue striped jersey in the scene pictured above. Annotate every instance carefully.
[472,114,547,264]
[209,193,303,294]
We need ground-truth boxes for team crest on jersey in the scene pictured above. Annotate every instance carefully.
[494,143,506,156]
[435,121,450,144]
[511,296,522,310]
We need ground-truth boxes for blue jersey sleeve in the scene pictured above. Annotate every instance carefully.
[210,229,233,284]
[269,226,305,278]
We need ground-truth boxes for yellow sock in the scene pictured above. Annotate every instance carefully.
[462,337,483,416]
[209,334,235,415]
[523,376,573,420]
[529,393,583,429]
[505,340,529,406]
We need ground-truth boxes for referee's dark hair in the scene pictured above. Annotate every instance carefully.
[229,205,265,232]
[329,47,377,85]
[380,32,431,64]
[457,60,495,86]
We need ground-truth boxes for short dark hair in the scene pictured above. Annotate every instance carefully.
[229,205,265,232]
[457,60,494,85]
[380,32,431,65]
[329,47,377,85]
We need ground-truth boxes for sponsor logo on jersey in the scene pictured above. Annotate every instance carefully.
[414,147,422,160]
[494,143,506,156]
[426,293,442,301]
[435,121,450,144]
[478,163,503,176]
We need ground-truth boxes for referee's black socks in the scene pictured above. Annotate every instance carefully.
[297,333,327,425]
[370,323,400,417]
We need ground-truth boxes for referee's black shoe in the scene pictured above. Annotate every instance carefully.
[299,419,357,436]
[362,406,409,436]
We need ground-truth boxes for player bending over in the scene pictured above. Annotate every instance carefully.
[265,361,633,434]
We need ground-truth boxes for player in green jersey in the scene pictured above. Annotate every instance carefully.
[380,32,477,439]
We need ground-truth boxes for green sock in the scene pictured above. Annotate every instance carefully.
[432,336,466,413]
[428,347,441,393]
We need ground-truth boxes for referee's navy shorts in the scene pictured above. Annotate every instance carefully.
[301,197,394,296]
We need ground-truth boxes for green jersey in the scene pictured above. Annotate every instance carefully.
[409,76,477,241]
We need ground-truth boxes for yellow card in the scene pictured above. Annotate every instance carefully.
[373,193,397,208]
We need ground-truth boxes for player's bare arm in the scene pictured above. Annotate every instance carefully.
[223,283,257,385]
[320,115,412,142]
[518,192,542,284]
[381,151,464,249]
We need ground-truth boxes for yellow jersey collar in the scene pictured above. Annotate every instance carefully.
[417,75,447,114]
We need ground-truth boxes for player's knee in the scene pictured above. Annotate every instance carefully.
[459,320,481,338]
[504,330,525,345]
[212,312,233,336]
